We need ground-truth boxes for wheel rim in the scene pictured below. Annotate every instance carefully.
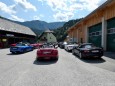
[72,50,74,54]
[79,52,82,58]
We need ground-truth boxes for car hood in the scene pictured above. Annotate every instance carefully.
[81,47,102,50]
[11,46,28,48]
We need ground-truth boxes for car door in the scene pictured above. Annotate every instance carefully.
[74,45,84,55]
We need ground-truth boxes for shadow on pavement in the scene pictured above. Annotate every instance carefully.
[80,58,106,64]
[33,59,58,65]
[7,53,23,55]
[104,52,115,60]
[7,51,33,55]
[74,54,106,64]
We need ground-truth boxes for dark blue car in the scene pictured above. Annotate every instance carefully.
[10,43,33,54]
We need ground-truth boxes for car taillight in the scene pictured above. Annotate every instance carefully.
[37,50,42,54]
[53,51,58,54]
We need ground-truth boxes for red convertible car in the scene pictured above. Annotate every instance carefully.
[36,45,58,60]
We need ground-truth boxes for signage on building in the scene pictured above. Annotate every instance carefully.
[6,34,14,37]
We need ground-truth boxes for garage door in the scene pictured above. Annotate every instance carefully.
[107,17,115,52]
[88,23,102,47]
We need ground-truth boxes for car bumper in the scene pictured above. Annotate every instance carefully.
[36,55,58,60]
[82,52,103,58]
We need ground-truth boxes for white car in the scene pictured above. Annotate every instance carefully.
[65,43,78,51]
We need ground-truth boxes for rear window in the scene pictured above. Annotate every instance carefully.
[84,44,95,48]
[42,45,54,48]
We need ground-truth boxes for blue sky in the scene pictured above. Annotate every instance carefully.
[0,0,107,22]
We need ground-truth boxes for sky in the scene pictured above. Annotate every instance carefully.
[0,0,107,22]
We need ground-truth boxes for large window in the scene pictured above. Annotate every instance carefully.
[107,28,115,34]
[89,31,101,37]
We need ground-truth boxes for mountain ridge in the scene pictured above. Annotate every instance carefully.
[15,20,65,35]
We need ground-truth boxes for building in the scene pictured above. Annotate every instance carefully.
[38,29,57,43]
[0,17,36,48]
[67,0,115,52]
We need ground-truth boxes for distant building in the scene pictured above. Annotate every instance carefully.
[38,29,57,43]
[0,17,36,48]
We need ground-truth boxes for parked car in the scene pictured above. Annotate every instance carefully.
[58,42,63,47]
[30,43,43,49]
[36,45,58,60]
[10,43,33,54]
[60,42,67,49]
[65,42,78,52]
[10,42,30,47]
[72,43,103,59]
[10,43,16,47]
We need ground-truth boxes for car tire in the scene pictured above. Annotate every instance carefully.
[98,56,102,59]
[72,50,75,55]
[79,52,83,59]
[56,57,58,60]
[31,48,33,51]
[12,52,15,54]
[36,57,39,61]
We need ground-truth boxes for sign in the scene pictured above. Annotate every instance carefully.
[6,34,14,37]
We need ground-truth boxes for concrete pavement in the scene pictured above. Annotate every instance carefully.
[0,48,115,86]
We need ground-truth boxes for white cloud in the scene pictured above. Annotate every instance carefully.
[33,15,40,20]
[38,0,107,21]
[53,11,74,21]
[10,15,24,22]
[14,0,37,11]
[0,2,16,14]
[33,14,44,20]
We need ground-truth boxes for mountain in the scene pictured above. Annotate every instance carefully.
[53,18,82,42]
[15,20,65,36]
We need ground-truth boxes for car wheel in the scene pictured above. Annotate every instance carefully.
[12,52,15,54]
[56,57,58,60]
[79,52,83,59]
[72,49,75,55]
[23,49,27,53]
[31,48,33,51]
[66,47,68,51]
[36,57,39,61]
[98,56,102,59]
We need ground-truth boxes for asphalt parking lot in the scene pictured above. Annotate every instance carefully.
[0,48,115,86]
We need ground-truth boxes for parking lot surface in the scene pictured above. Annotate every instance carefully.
[0,48,115,86]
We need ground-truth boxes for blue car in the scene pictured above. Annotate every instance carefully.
[10,43,33,54]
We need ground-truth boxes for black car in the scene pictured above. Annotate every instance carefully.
[72,43,103,59]
[60,42,67,49]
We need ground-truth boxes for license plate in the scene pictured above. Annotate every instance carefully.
[13,48,17,49]
[43,52,51,54]
[94,56,98,57]
[44,57,50,59]
[92,50,99,53]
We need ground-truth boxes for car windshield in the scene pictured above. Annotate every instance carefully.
[42,45,54,48]
[16,44,26,46]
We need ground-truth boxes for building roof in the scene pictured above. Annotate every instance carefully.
[38,29,53,39]
[0,18,36,36]
[68,0,114,32]
[44,29,53,33]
